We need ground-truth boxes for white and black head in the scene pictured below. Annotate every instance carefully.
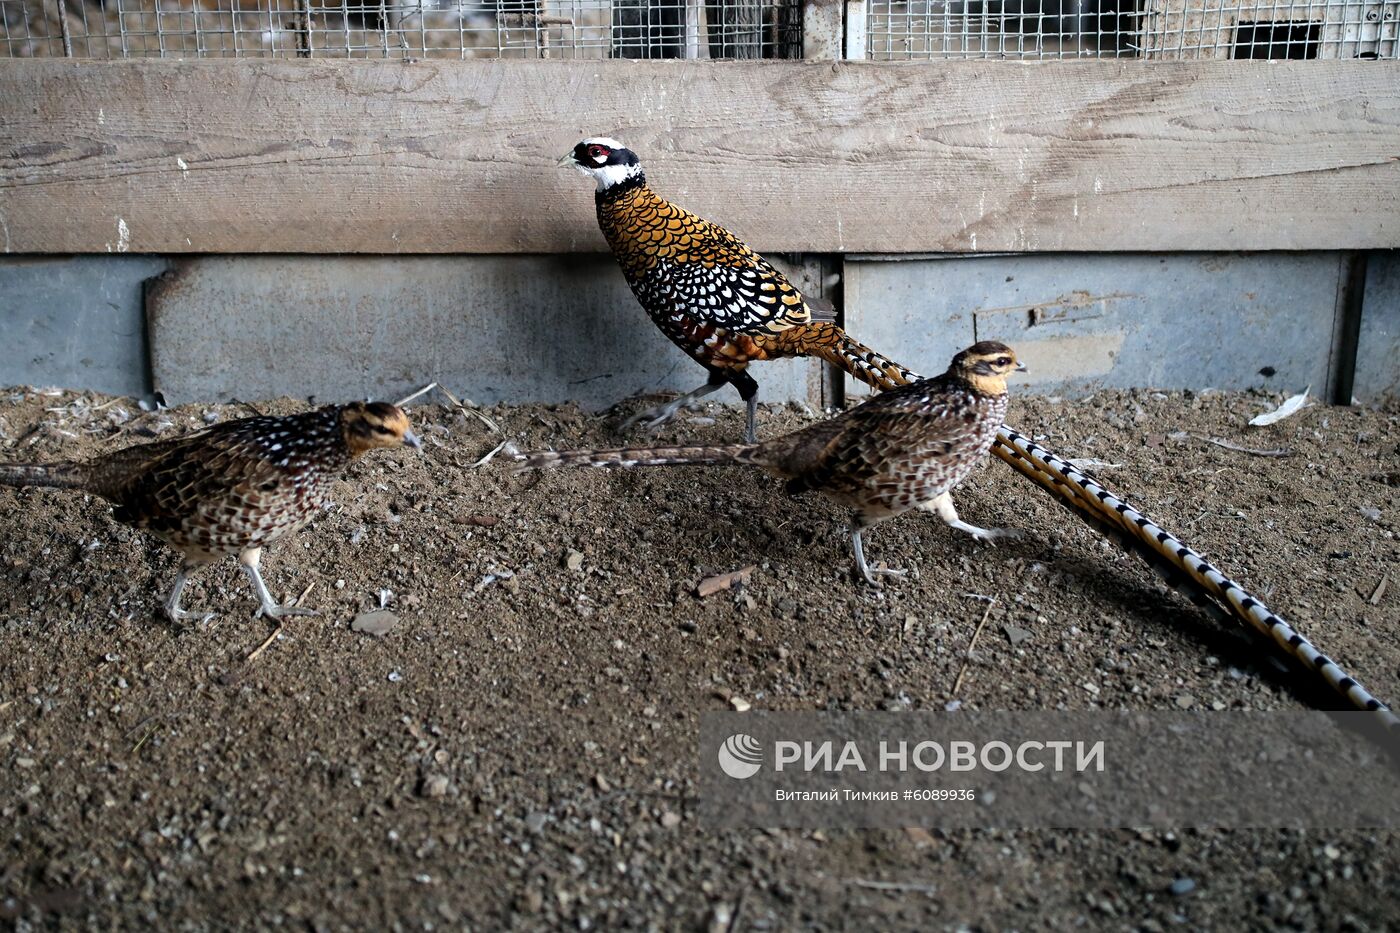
[560,137,644,193]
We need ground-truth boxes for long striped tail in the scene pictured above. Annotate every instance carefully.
[0,462,88,490]
[517,444,758,472]
[991,426,1397,728]
[795,324,920,391]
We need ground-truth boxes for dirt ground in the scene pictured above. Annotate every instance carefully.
[1,383,1397,930]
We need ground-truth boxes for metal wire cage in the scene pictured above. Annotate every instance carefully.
[1140,0,1398,58]
[864,0,1397,58]
[865,0,1142,57]
[3,0,1394,57]
[0,0,802,58]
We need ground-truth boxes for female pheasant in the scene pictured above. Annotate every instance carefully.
[563,137,917,443]
[521,342,1025,584]
[0,401,420,623]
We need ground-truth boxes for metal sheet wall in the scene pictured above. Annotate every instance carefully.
[842,252,1353,400]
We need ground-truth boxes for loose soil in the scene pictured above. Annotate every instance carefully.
[2,385,1397,930]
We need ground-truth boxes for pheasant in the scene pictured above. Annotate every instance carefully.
[521,342,1024,584]
[562,137,916,443]
[0,401,420,623]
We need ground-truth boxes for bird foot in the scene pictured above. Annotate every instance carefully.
[860,565,908,587]
[964,527,1022,547]
[165,606,216,626]
[620,399,690,434]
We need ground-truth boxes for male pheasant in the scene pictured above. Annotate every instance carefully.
[521,342,1024,584]
[0,401,420,623]
[563,137,917,443]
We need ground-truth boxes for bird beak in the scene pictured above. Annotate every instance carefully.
[403,430,422,450]
[1016,363,1028,373]
[557,152,576,168]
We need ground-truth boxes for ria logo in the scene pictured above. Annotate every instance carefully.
[717,733,763,780]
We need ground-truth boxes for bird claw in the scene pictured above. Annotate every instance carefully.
[969,528,1021,547]
[860,565,907,587]
[621,401,686,434]
[166,607,215,626]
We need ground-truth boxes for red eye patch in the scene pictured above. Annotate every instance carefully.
[587,145,610,159]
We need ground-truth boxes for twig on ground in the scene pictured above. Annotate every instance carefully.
[1190,433,1292,457]
[847,878,939,895]
[437,385,501,433]
[395,382,438,408]
[952,599,997,696]
[469,439,511,469]
[130,722,159,754]
[727,887,748,933]
[246,582,315,662]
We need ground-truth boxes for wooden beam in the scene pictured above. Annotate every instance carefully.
[1,59,1398,254]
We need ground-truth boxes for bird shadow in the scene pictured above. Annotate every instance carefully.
[1046,545,1366,716]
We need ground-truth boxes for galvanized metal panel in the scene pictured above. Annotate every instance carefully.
[801,0,844,59]
[146,255,814,407]
[0,255,167,397]
[843,253,1346,399]
[1355,251,1400,402]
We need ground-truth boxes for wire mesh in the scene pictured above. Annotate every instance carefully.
[866,0,1142,57]
[0,0,801,58]
[1141,0,1397,58]
[865,0,1397,57]
[4,0,1394,57]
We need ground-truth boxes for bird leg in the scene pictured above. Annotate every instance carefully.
[238,547,319,620]
[728,368,761,445]
[621,375,727,434]
[850,518,905,587]
[922,492,1020,545]
[162,560,215,625]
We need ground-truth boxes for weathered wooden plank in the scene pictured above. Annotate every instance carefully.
[1,59,1398,254]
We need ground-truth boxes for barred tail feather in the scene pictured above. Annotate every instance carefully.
[518,445,756,472]
[992,425,1398,728]
[0,462,87,490]
[990,443,1229,618]
[801,325,921,391]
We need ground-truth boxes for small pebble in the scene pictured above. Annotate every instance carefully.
[352,610,399,638]
[1170,878,1196,896]
[1003,625,1032,646]
[387,671,403,683]
[419,775,450,798]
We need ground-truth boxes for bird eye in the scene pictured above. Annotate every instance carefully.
[588,145,610,159]
[996,357,1011,366]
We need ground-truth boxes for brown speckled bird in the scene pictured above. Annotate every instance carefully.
[521,342,1025,584]
[563,137,918,443]
[0,402,420,622]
